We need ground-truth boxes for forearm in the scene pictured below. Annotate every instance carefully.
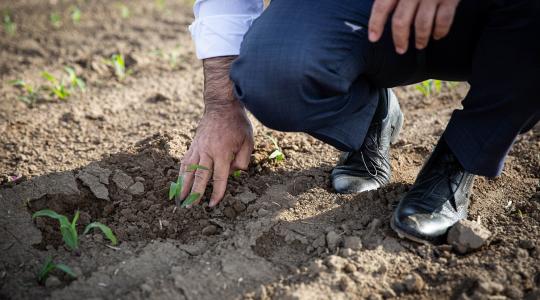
[203,56,243,114]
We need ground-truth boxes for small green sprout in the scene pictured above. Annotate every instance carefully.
[118,4,130,19]
[107,54,131,81]
[267,135,285,162]
[169,164,208,207]
[70,7,82,24]
[9,79,42,105]
[3,12,16,36]
[42,71,70,100]
[33,210,79,251]
[415,79,443,97]
[83,222,118,246]
[64,67,86,92]
[232,170,242,178]
[50,12,62,28]
[37,257,76,284]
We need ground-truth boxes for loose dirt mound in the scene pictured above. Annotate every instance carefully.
[1,1,539,299]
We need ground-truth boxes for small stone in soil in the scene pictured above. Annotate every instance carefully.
[403,273,425,292]
[45,276,62,288]
[257,208,270,217]
[112,170,134,190]
[202,225,218,236]
[447,219,491,254]
[237,191,257,204]
[128,182,145,195]
[232,201,247,212]
[326,231,340,250]
[343,236,362,250]
[344,263,357,273]
[223,207,237,219]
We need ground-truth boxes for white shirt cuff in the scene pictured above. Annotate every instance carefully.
[189,15,259,59]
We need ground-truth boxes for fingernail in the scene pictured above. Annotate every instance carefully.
[368,31,377,42]
[396,47,405,54]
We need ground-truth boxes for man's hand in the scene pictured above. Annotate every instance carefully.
[179,56,254,207]
[368,0,460,54]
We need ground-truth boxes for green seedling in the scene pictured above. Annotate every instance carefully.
[267,135,285,162]
[33,210,80,251]
[232,170,242,178]
[9,80,42,105]
[117,4,130,19]
[3,12,16,35]
[50,12,62,28]
[169,164,209,207]
[37,257,76,284]
[415,79,442,97]
[83,222,118,246]
[42,71,70,100]
[71,7,82,24]
[64,67,86,92]
[107,54,131,81]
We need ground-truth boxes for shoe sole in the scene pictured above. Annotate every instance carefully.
[390,216,434,246]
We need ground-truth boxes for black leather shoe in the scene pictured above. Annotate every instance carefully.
[391,139,476,244]
[331,89,403,193]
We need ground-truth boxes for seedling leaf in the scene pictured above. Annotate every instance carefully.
[37,257,76,283]
[83,222,118,246]
[232,170,242,178]
[33,209,78,250]
[169,182,178,200]
[181,193,200,208]
[33,209,69,226]
[54,264,76,278]
[187,164,209,171]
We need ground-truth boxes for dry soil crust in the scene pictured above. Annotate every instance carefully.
[0,1,539,300]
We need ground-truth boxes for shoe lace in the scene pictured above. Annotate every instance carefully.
[347,124,389,178]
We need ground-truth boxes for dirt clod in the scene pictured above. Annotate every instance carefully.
[447,220,492,254]
[112,170,134,190]
[343,236,362,250]
[45,276,62,288]
[202,225,218,236]
[128,182,145,195]
[326,231,341,250]
[403,273,425,292]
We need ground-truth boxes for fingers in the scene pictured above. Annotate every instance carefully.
[391,0,420,54]
[414,0,437,49]
[433,0,458,40]
[231,138,253,171]
[368,0,397,42]
[209,158,230,207]
[188,154,213,206]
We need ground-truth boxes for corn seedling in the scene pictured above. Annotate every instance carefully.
[415,79,443,97]
[232,170,242,178]
[9,80,42,105]
[71,7,82,24]
[3,12,16,36]
[37,257,76,284]
[169,164,209,207]
[117,4,130,19]
[107,54,131,81]
[33,210,80,251]
[64,67,86,92]
[267,135,285,162]
[42,71,71,100]
[83,222,118,246]
[50,12,62,28]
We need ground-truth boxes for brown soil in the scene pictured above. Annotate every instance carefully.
[1,1,539,299]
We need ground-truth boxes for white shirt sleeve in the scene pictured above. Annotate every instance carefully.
[189,0,264,59]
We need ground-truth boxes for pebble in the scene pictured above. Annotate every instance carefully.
[340,248,354,257]
[45,276,62,288]
[476,280,504,295]
[403,273,425,292]
[223,207,237,219]
[232,201,246,212]
[128,182,145,195]
[257,208,270,217]
[447,220,491,254]
[339,276,354,292]
[324,255,347,270]
[112,170,134,190]
[202,225,218,236]
[326,231,341,249]
[343,236,363,250]
[344,263,357,273]
[135,176,145,182]
[237,191,257,204]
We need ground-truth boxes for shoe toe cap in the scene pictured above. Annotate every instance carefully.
[332,175,380,194]
[393,208,456,242]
